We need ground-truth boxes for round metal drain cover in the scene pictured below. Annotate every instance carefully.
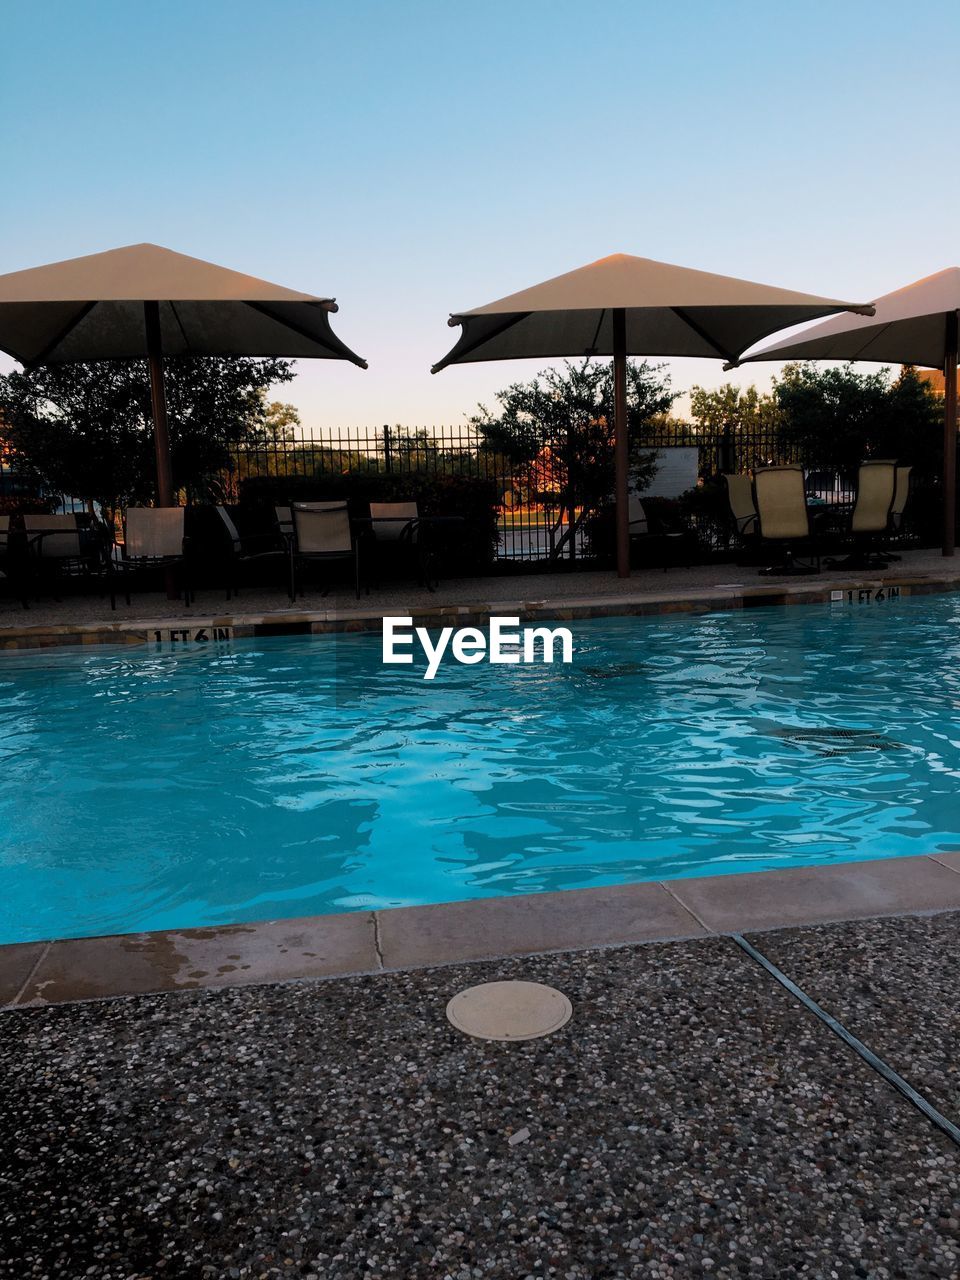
[446,980,573,1042]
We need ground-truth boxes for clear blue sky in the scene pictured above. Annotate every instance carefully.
[1,0,957,429]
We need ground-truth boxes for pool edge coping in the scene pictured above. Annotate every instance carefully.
[5,852,960,1010]
[0,566,958,649]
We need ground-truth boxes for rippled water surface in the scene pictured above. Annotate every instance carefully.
[2,596,960,943]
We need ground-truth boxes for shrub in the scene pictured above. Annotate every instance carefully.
[0,495,58,518]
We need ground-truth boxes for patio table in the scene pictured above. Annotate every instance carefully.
[809,501,853,536]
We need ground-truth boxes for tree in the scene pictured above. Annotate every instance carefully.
[772,362,942,474]
[469,358,676,558]
[229,397,305,485]
[689,382,773,433]
[260,399,301,443]
[0,357,295,515]
[689,382,780,474]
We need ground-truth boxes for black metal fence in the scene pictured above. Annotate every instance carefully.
[0,417,861,563]
[224,418,828,562]
[228,418,802,484]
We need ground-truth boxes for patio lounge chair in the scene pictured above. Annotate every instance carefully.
[214,505,288,600]
[753,466,820,575]
[723,474,759,542]
[113,507,192,606]
[290,502,361,600]
[825,460,897,570]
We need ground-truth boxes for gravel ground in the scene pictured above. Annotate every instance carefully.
[0,546,951,629]
[754,911,960,1125]
[1,933,958,1279]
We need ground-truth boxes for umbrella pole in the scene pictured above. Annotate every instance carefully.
[613,308,629,578]
[144,301,175,508]
[144,301,179,600]
[944,310,959,557]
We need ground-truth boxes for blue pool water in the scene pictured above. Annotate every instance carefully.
[2,596,960,944]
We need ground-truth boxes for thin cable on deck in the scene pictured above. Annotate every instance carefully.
[731,933,960,1148]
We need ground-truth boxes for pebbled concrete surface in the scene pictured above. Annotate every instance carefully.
[1,930,959,1279]
[754,910,960,1127]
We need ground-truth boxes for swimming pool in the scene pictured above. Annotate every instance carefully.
[2,596,960,945]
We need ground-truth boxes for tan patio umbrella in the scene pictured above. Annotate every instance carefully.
[0,243,367,506]
[432,253,873,576]
[728,267,960,556]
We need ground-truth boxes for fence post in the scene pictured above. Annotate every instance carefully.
[383,424,392,474]
[719,423,734,476]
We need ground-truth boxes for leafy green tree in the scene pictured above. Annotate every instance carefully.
[0,357,294,515]
[387,427,434,474]
[689,382,780,474]
[469,358,676,558]
[690,383,748,431]
[261,399,302,442]
[689,382,773,433]
[772,362,942,474]
[231,397,305,484]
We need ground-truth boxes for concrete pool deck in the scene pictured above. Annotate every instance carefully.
[3,912,959,1277]
[5,852,960,1009]
[0,546,958,650]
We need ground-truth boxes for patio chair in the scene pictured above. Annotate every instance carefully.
[278,500,346,578]
[723,474,759,541]
[277,502,344,545]
[23,512,111,600]
[23,513,81,560]
[628,493,689,571]
[290,502,362,600]
[0,516,28,608]
[753,466,820,575]
[824,460,897,570]
[366,501,432,585]
[370,501,419,542]
[113,506,192,606]
[275,505,294,547]
[878,464,913,562]
[214,505,288,600]
[891,465,912,531]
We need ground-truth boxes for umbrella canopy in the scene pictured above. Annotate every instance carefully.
[0,243,367,505]
[731,268,960,556]
[433,253,874,575]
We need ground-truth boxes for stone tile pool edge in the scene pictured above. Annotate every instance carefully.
[5,851,960,1010]
[0,566,958,650]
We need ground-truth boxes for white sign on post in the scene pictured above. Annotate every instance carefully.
[642,447,699,499]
